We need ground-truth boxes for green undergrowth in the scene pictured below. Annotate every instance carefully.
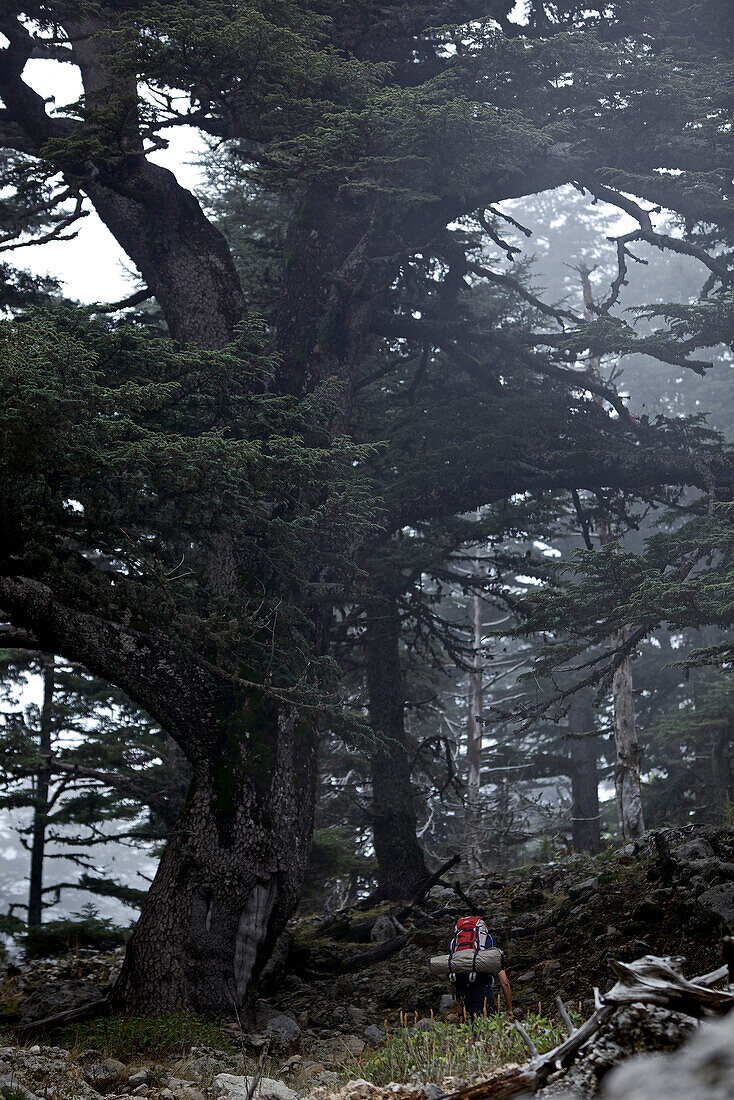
[343,1014,566,1086]
[57,1013,237,1061]
[23,911,131,958]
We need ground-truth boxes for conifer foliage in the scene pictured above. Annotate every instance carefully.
[0,0,732,1014]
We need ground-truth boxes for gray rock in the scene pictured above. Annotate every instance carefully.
[310,1071,339,1089]
[212,1074,300,1100]
[698,882,734,929]
[18,980,105,1024]
[83,1057,127,1088]
[347,1005,368,1029]
[425,1086,446,1100]
[265,1012,301,1052]
[364,1025,384,1045]
[674,838,715,862]
[186,1048,244,1083]
[428,887,454,901]
[604,1011,734,1099]
[439,994,456,1015]
[568,877,599,901]
[128,1069,149,1087]
[0,1075,41,1100]
[370,915,407,942]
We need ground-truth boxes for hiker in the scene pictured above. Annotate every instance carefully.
[430,916,515,1021]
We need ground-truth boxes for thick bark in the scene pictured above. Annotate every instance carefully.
[364,598,428,899]
[82,163,246,348]
[463,590,484,874]
[0,576,316,1015]
[568,691,601,854]
[0,13,245,349]
[27,654,54,927]
[611,628,645,840]
[112,702,316,1016]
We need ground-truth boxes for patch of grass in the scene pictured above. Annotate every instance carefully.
[57,1013,237,1061]
[344,1014,566,1086]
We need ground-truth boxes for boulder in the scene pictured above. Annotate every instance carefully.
[673,838,715,862]
[310,1070,340,1090]
[212,1074,299,1100]
[698,882,734,930]
[313,1035,364,1066]
[370,916,406,943]
[568,877,599,901]
[633,901,664,924]
[18,980,105,1024]
[186,1048,244,1083]
[265,1012,301,1052]
[604,1011,734,1099]
[364,1024,384,1046]
[82,1058,127,1089]
[0,1075,41,1100]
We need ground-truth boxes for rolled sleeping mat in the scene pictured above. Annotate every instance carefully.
[429,948,503,976]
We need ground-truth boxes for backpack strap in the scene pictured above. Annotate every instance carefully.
[469,928,480,983]
[447,932,458,983]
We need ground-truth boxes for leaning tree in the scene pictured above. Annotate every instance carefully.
[1,0,733,1014]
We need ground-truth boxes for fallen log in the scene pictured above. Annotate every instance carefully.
[15,997,109,1033]
[306,934,410,975]
[602,955,734,1017]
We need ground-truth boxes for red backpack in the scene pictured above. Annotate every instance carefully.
[450,916,492,952]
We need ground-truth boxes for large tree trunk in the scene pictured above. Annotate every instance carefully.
[611,628,645,840]
[568,691,602,854]
[364,599,428,900]
[462,590,484,874]
[28,654,54,927]
[111,701,316,1016]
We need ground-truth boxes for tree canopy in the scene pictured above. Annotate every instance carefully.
[0,0,732,1015]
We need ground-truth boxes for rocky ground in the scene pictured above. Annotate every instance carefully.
[1,825,733,1100]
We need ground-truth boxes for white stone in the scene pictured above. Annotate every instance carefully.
[212,1074,300,1100]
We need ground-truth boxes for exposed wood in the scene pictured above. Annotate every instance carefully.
[513,1021,538,1058]
[721,937,734,983]
[15,998,109,1033]
[308,934,409,974]
[403,855,462,913]
[446,951,732,1100]
[555,994,576,1036]
[690,963,729,987]
[603,955,734,1016]
[450,880,483,915]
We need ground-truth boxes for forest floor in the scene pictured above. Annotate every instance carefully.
[1,824,733,1100]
